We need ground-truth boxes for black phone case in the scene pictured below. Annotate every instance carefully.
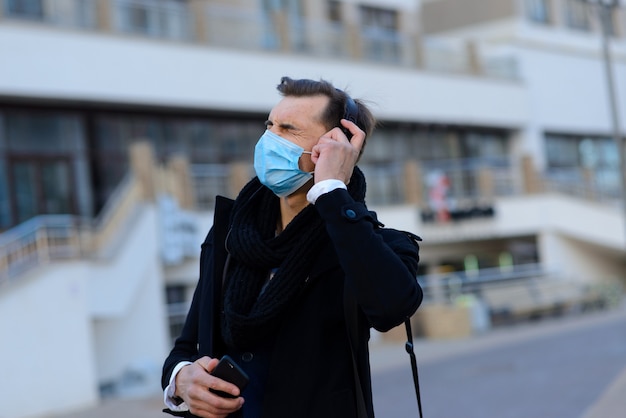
[210,355,250,398]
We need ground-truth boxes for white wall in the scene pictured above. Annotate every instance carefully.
[510,24,626,169]
[538,231,626,283]
[0,23,528,129]
[88,205,170,386]
[0,263,98,418]
[376,194,625,280]
[518,45,626,134]
[416,193,625,249]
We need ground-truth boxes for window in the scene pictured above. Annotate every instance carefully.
[545,134,581,167]
[545,133,621,198]
[327,0,341,22]
[5,0,43,20]
[525,0,551,24]
[115,0,192,40]
[166,284,188,345]
[360,6,398,31]
[3,111,85,226]
[359,6,401,63]
[565,0,590,31]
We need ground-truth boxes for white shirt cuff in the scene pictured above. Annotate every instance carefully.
[163,361,193,411]
[307,179,347,204]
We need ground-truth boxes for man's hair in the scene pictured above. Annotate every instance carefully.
[276,76,376,153]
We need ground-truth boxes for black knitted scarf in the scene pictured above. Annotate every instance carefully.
[221,167,367,350]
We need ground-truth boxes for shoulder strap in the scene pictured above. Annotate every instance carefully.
[344,288,424,418]
[404,319,424,417]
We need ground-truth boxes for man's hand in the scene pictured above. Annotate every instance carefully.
[175,356,245,418]
[311,119,365,184]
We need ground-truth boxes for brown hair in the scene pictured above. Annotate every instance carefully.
[276,76,376,154]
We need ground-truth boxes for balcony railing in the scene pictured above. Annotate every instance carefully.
[0,1,520,80]
[204,5,278,50]
[189,158,518,209]
[0,215,88,286]
[360,27,411,66]
[0,173,140,286]
[191,163,235,210]
[543,167,623,204]
[287,18,350,58]
[2,0,98,29]
[417,263,613,324]
[113,0,193,41]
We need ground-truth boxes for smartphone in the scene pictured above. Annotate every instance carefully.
[209,355,250,398]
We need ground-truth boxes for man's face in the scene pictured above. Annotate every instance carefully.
[264,95,330,173]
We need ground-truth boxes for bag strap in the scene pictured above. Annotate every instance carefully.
[344,286,424,418]
[404,319,424,418]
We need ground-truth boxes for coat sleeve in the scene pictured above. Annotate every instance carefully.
[314,188,423,332]
[161,228,215,389]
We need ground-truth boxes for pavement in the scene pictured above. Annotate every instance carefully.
[49,302,626,418]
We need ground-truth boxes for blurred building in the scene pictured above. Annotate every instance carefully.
[0,0,624,416]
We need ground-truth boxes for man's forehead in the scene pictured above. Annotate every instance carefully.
[269,95,329,124]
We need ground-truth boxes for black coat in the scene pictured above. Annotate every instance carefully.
[162,189,423,418]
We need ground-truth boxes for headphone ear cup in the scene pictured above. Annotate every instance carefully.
[341,96,359,140]
[341,126,352,140]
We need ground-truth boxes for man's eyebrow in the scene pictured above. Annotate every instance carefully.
[265,119,299,131]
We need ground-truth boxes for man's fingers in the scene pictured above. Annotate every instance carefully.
[339,119,365,150]
[197,356,218,373]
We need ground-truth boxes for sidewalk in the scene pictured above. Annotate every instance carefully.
[53,305,626,418]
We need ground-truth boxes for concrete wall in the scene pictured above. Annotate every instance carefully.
[0,203,170,417]
[0,263,98,418]
[0,24,528,129]
[374,193,625,281]
[538,231,626,283]
[88,205,170,386]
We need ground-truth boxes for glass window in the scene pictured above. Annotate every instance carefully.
[525,0,551,24]
[545,134,580,167]
[327,0,341,22]
[166,284,189,346]
[115,0,192,40]
[565,0,590,31]
[360,6,398,30]
[5,111,82,153]
[5,0,44,20]
[12,162,38,223]
[359,5,402,63]
[464,132,508,159]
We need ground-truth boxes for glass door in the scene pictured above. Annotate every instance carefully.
[10,157,75,224]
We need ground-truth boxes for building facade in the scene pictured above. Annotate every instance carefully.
[0,0,625,416]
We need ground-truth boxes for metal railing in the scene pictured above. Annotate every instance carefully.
[2,0,98,28]
[421,157,516,205]
[543,167,623,204]
[0,1,520,80]
[113,0,193,41]
[360,27,412,66]
[0,215,88,286]
[191,163,234,210]
[288,18,349,58]
[417,263,612,322]
[0,173,141,287]
[204,5,278,50]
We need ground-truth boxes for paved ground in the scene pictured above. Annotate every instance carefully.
[371,304,626,417]
[50,302,626,418]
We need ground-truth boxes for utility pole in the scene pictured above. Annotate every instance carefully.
[587,0,626,250]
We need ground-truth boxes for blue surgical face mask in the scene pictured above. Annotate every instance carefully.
[254,130,313,197]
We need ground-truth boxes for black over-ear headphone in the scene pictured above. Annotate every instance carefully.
[337,89,359,139]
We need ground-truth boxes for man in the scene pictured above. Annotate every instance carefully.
[162,76,423,418]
